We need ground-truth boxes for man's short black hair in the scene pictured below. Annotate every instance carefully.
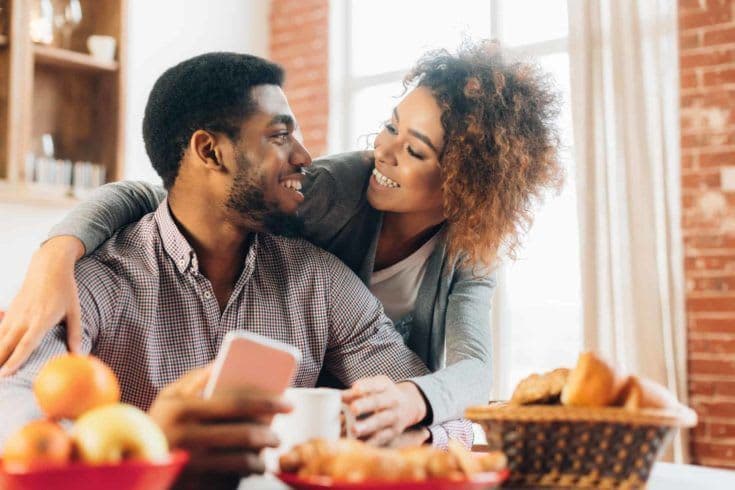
[142,52,284,188]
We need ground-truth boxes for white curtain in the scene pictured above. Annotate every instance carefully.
[568,0,689,462]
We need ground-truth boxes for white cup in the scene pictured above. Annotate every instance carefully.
[87,35,116,62]
[264,388,354,472]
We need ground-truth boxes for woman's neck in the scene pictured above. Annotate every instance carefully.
[374,210,444,271]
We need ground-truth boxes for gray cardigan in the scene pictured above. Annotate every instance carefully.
[49,151,495,425]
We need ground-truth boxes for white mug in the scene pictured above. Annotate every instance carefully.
[87,35,116,62]
[264,388,354,472]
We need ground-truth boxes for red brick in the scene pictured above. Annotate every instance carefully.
[690,316,735,334]
[679,5,732,30]
[697,457,735,469]
[686,234,735,249]
[713,380,735,396]
[703,66,735,86]
[681,170,721,189]
[689,335,735,353]
[692,442,735,461]
[711,423,735,439]
[679,0,706,9]
[687,294,735,312]
[704,25,735,46]
[681,48,735,70]
[690,276,735,293]
[689,358,735,376]
[681,30,701,50]
[690,379,717,397]
[699,150,735,167]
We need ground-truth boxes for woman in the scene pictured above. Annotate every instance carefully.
[0,41,562,443]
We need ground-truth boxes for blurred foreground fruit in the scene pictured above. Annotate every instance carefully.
[33,354,120,420]
[72,403,169,464]
[2,420,73,471]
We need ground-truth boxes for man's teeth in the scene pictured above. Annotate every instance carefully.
[372,168,399,188]
[281,179,302,191]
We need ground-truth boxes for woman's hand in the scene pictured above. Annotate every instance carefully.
[0,236,85,376]
[342,375,428,446]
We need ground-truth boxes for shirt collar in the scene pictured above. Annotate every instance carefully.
[154,201,196,274]
[153,200,260,283]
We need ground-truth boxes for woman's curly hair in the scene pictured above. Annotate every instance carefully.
[405,40,564,267]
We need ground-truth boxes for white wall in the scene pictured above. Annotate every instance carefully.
[123,0,270,181]
[0,1,270,308]
[0,201,75,308]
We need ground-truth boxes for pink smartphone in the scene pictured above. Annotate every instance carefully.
[203,331,302,399]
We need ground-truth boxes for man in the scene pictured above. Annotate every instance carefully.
[0,53,468,483]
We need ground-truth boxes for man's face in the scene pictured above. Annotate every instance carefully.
[223,85,311,232]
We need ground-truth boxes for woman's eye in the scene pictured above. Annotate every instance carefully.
[407,146,424,160]
[384,122,398,135]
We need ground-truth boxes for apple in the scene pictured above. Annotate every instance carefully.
[71,403,169,464]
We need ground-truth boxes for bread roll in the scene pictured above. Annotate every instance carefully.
[561,352,626,407]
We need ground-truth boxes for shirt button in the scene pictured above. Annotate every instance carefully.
[204,291,212,299]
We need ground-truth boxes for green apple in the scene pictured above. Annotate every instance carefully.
[72,403,169,464]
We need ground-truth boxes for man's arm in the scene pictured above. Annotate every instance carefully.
[0,260,113,449]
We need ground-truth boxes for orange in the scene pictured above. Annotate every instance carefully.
[33,354,121,420]
[2,420,73,471]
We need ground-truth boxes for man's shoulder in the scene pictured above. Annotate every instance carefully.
[77,213,160,281]
[259,233,351,277]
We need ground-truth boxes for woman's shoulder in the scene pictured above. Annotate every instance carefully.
[310,151,374,191]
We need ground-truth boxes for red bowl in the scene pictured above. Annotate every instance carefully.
[277,470,509,490]
[0,450,189,490]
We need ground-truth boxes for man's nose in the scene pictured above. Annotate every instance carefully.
[290,138,312,169]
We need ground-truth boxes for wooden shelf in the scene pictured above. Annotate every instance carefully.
[0,181,79,207]
[33,45,118,73]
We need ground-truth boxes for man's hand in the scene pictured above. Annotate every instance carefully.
[149,366,292,478]
[342,375,427,446]
[0,236,86,376]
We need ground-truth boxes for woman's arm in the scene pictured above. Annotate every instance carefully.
[0,181,166,373]
[410,268,496,425]
[49,181,167,255]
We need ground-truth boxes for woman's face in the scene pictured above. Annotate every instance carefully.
[368,86,445,216]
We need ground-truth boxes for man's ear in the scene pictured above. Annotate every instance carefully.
[190,130,224,170]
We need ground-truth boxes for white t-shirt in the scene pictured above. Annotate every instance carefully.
[369,233,440,323]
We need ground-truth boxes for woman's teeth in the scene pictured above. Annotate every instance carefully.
[281,179,302,191]
[372,168,399,188]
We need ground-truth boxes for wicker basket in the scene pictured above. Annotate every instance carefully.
[466,403,697,489]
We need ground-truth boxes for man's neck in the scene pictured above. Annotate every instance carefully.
[168,191,252,309]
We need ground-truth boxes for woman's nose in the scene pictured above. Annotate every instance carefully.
[375,140,398,166]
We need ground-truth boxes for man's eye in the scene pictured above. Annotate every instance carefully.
[272,133,289,144]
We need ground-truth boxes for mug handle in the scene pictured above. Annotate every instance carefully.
[341,403,357,439]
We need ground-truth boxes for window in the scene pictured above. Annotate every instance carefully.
[330,0,582,400]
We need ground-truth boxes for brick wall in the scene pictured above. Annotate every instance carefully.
[679,0,735,469]
[269,0,330,158]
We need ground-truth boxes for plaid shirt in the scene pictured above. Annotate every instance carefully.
[0,202,471,448]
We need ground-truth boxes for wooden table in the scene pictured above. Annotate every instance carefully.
[238,462,735,489]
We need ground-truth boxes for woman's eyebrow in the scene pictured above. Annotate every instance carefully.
[393,107,439,154]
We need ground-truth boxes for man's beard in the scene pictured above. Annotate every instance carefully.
[224,150,304,237]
